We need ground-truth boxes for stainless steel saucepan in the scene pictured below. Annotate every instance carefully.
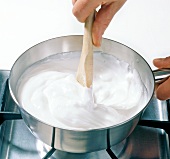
[9,35,162,153]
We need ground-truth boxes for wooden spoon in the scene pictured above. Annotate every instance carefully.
[76,11,95,88]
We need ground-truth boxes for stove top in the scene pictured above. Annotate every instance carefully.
[0,70,170,159]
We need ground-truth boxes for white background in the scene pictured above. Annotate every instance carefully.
[0,0,170,70]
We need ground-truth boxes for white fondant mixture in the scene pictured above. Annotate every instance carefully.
[17,52,148,130]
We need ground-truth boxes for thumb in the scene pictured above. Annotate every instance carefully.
[153,56,170,69]
[156,77,170,100]
[92,0,126,47]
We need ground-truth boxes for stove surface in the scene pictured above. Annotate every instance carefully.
[0,70,170,159]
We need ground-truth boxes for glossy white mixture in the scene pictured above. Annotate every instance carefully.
[17,52,148,130]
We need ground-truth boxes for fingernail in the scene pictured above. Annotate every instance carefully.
[154,58,163,62]
[92,34,101,47]
[92,24,102,47]
[153,58,163,64]
[96,37,102,47]
[95,38,101,47]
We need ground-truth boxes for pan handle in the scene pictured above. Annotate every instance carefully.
[153,68,170,82]
[139,68,170,135]
[138,120,170,134]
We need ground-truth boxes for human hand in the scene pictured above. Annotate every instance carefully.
[153,57,170,100]
[72,0,126,47]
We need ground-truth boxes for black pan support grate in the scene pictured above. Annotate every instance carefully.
[0,79,22,125]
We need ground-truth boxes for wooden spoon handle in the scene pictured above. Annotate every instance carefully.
[76,11,95,88]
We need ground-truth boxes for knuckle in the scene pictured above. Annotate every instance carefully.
[72,8,84,22]
[164,56,170,61]
[72,7,78,17]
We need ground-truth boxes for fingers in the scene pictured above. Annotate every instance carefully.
[73,0,126,47]
[153,56,170,69]
[153,56,170,100]
[92,0,126,47]
[72,0,101,22]
[72,0,76,5]
[155,77,170,100]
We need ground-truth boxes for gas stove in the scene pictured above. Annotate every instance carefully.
[0,70,170,159]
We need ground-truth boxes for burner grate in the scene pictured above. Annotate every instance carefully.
[106,148,118,159]
[43,147,56,159]
[0,79,22,125]
[41,147,118,159]
[0,112,22,125]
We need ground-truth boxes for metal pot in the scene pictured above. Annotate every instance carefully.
[9,35,155,153]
